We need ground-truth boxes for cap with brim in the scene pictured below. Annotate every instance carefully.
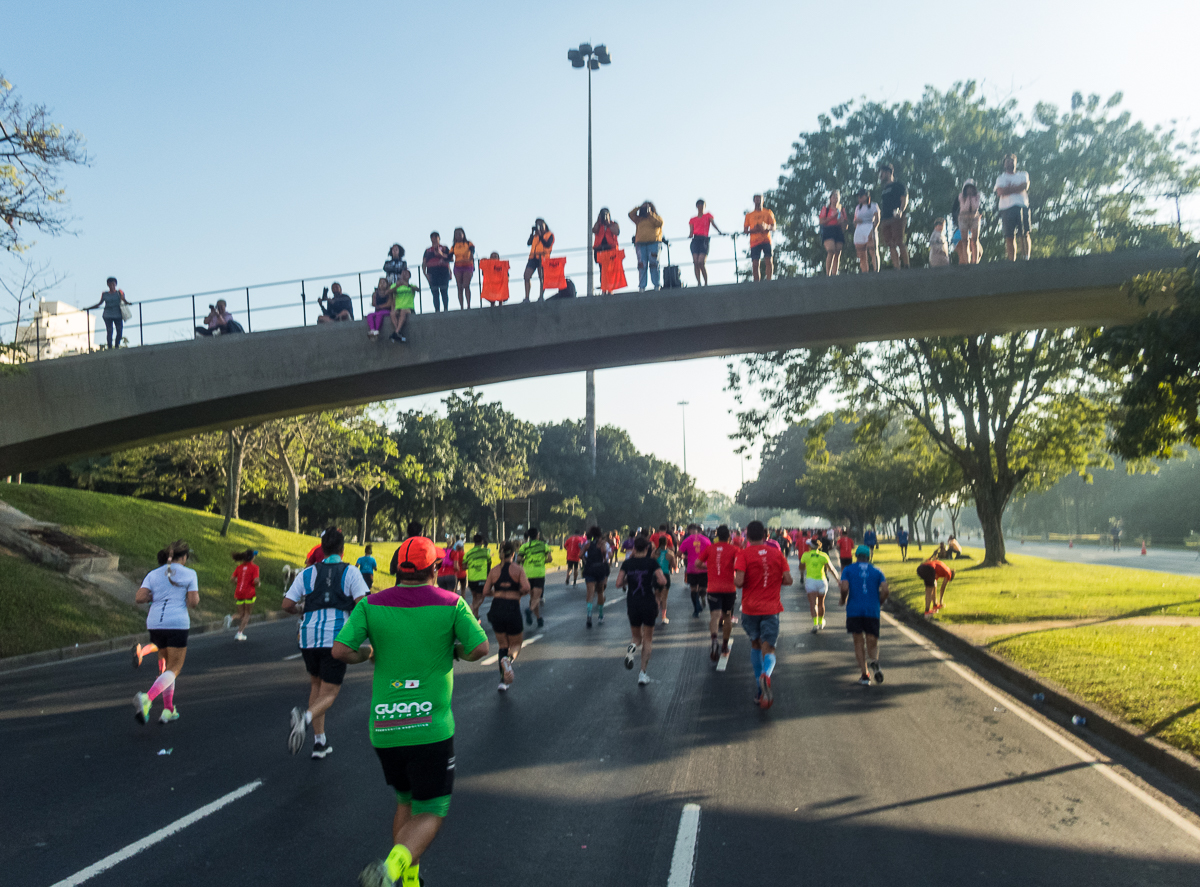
[855,545,871,558]
[395,537,446,572]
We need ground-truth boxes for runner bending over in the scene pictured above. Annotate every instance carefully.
[483,542,531,692]
[133,540,198,725]
[839,545,889,685]
[230,548,259,641]
[734,521,792,709]
[702,525,739,661]
[582,526,611,628]
[800,538,839,633]
[617,535,667,685]
[916,557,954,615]
[333,536,488,887]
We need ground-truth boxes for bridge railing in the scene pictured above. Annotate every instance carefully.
[0,233,747,360]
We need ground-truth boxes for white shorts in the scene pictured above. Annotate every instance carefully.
[854,223,874,247]
[804,577,827,595]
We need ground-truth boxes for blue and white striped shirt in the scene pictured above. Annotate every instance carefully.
[284,556,370,649]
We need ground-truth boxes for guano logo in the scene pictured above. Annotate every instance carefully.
[375,701,433,716]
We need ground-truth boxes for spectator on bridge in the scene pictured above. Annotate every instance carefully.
[317,282,354,324]
[878,163,910,269]
[852,190,880,273]
[195,300,236,337]
[995,153,1032,261]
[389,268,416,344]
[957,180,983,264]
[365,278,394,340]
[481,252,510,307]
[630,201,664,291]
[422,232,452,313]
[592,208,620,292]
[451,228,476,309]
[743,194,777,282]
[88,277,132,349]
[817,191,847,276]
[525,218,555,302]
[384,244,407,285]
[688,199,723,286]
[929,218,950,267]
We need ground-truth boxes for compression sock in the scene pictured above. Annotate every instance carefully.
[385,844,413,882]
[146,669,175,701]
[763,653,777,677]
[597,604,603,619]
[162,683,175,712]
[587,602,593,617]
[304,710,313,725]
[749,648,763,680]
[813,616,820,626]
[314,733,326,745]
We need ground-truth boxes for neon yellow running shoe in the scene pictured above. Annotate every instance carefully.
[159,708,180,724]
[133,692,151,724]
[386,844,413,882]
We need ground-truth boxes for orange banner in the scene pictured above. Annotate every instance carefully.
[479,259,511,303]
[599,249,628,292]
[542,256,567,290]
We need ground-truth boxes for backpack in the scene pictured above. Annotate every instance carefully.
[548,278,577,300]
[583,540,606,567]
[662,265,682,289]
[225,318,245,334]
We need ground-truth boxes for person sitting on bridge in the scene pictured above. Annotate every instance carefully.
[524,218,554,302]
[366,278,394,340]
[744,193,777,282]
[384,243,408,285]
[389,269,416,344]
[195,300,236,337]
[630,201,664,291]
[317,281,354,324]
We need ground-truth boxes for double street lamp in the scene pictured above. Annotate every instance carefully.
[566,41,611,476]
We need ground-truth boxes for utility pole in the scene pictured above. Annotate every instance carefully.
[678,400,689,476]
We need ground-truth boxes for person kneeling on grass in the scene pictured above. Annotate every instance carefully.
[839,545,889,686]
[916,557,954,615]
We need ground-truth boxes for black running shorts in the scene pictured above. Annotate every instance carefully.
[301,647,347,685]
[845,616,880,637]
[436,576,457,591]
[915,563,937,586]
[707,592,736,613]
[487,599,524,636]
[467,580,486,596]
[528,576,545,591]
[686,571,708,590]
[627,594,659,628]
[375,737,455,803]
[583,563,610,583]
[148,628,189,649]
[750,242,773,260]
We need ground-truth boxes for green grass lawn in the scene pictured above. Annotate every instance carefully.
[0,484,568,656]
[990,625,1200,758]
[868,543,1200,624]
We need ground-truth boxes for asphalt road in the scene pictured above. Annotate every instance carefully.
[1006,539,1200,576]
[4,562,1200,887]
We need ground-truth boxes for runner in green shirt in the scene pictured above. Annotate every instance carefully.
[800,538,840,633]
[333,536,489,887]
[517,527,551,628]
[462,534,493,618]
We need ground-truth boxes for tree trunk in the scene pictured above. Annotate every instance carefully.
[923,510,935,546]
[908,512,920,550]
[361,488,371,546]
[972,483,1010,566]
[220,429,247,537]
[285,465,301,533]
[431,494,437,543]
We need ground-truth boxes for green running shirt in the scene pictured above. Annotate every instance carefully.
[518,539,550,579]
[463,546,493,582]
[335,584,487,748]
[801,549,833,581]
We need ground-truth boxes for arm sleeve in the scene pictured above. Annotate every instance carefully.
[454,598,489,650]
[334,602,368,651]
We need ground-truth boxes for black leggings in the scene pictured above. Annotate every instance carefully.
[103,317,123,349]
[430,283,449,312]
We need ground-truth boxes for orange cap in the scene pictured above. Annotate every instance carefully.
[395,537,445,572]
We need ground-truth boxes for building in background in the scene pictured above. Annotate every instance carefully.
[9,300,98,361]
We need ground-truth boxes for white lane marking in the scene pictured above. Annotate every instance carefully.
[48,780,263,886]
[667,803,701,887]
[480,633,544,666]
[715,638,734,672]
[884,613,1200,844]
[282,652,303,660]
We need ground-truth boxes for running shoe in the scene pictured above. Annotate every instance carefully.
[501,657,514,684]
[595,613,603,625]
[357,861,390,887]
[159,708,179,725]
[586,616,592,629]
[385,844,413,883]
[131,643,143,668]
[524,608,533,626]
[287,706,307,755]
[223,614,232,630]
[625,643,637,669]
[819,618,827,630]
[133,692,151,724]
[637,671,650,686]
[537,616,544,628]
[869,659,884,684]
[710,637,720,662]
[721,641,730,656]
[758,674,773,710]
[235,632,247,641]
[857,676,872,686]
[661,616,670,626]
[811,624,820,635]
[311,740,332,759]
[497,682,508,692]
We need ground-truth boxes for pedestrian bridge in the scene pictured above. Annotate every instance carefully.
[0,248,1190,476]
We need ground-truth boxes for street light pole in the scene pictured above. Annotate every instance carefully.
[678,400,689,476]
[568,42,611,477]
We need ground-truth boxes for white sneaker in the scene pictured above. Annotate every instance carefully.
[235,632,247,641]
[624,644,637,670]
[637,671,650,686]
[497,682,509,693]
[223,614,232,629]
[501,656,514,684]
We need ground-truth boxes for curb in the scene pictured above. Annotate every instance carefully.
[886,598,1200,798]
[0,609,294,674]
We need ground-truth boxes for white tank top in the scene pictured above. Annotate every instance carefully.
[141,563,198,630]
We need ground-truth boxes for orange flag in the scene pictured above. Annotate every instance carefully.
[480,259,511,303]
[599,249,628,292]
[542,256,567,290]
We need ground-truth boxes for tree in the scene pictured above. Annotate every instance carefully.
[261,410,367,533]
[220,425,262,537]
[1093,257,1200,460]
[1,74,89,255]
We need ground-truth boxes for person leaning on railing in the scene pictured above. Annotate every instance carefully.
[87,276,133,349]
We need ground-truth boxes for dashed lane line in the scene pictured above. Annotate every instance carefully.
[667,803,701,887]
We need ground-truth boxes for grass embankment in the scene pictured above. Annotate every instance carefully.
[867,542,1200,759]
[0,484,565,657]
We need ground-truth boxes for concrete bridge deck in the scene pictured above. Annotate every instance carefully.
[0,248,1190,476]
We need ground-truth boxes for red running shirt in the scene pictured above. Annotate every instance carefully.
[734,543,789,616]
[564,536,583,560]
[837,536,855,559]
[702,542,739,593]
[929,560,954,580]
[233,562,259,600]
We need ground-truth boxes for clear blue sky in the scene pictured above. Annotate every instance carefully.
[4,0,1197,495]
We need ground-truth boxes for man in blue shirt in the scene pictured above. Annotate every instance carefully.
[896,527,909,562]
[356,544,378,590]
[839,545,889,686]
[863,526,878,559]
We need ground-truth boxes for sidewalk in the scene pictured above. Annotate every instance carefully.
[1007,538,1200,577]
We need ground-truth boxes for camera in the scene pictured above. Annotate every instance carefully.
[321,286,329,300]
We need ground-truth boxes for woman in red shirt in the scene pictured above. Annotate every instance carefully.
[688,199,724,286]
[818,190,847,276]
[230,549,260,641]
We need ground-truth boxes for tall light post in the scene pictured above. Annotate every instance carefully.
[678,400,689,476]
[567,41,611,476]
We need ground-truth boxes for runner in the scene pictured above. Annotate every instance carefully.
[452,539,468,593]
[463,534,493,618]
[679,523,712,618]
[836,528,856,569]
[282,527,370,759]
[563,530,584,586]
[620,531,636,560]
[582,526,611,628]
[230,548,259,641]
[863,526,878,559]
[702,525,739,661]
[517,527,550,629]
[653,535,678,628]
[916,557,954,615]
[616,535,668,685]
[800,537,840,633]
[897,526,910,562]
[356,544,378,592]
[734,521,793,709]
[331,536,489,887]
[133,548,171,674]
[482,542,531,691]
[839,545,889,685]
[435,546,458,593]
[132,540,198,725]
